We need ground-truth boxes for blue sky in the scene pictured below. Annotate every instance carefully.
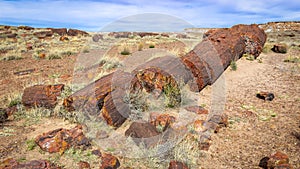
[0,0,299,32]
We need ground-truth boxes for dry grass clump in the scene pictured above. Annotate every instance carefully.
[120,47,131,55]
[262,43,274,53]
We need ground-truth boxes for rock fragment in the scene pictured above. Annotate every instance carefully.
[35,125,90,154]
[168,160,189,169]
[22,84,64,109]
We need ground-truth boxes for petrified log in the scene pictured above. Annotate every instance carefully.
[22,84,64,108]
[231,24,267,57]
[64,24,266,128]
[132,55,194,91]
[129,55,198,108]
[181,24,266,91]
[63,71,132,127]
[17,25,34,30]
[67,29,89,36]
[136,32,159,38]
[48,28,68,36]
[33,30,53,39]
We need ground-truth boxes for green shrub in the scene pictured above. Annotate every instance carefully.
[47,53,61,60]
[120,48,130,55]
[26,139,36,150]
[163,83,181,108]
[61,51,75,56]
[149,44,155,48]
[243,54,255,61]
[230,61,237,71]
[9,98,21,107]
[262,43,273,53]
[2,55,23,61]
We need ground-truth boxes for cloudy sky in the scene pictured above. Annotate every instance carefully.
[0,0,299,31]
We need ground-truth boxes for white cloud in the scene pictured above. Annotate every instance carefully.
[0,0,299,31]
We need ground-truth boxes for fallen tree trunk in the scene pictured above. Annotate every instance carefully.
[181,24,266,91]
[64,24,266,128]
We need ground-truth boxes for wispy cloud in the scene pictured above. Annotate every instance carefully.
[0,0,299,31]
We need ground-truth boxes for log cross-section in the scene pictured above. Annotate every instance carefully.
[63,71,133,127]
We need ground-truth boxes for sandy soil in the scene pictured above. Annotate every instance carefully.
[197,51,300,168]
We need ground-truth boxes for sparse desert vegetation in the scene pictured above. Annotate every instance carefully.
[0,22,299,169]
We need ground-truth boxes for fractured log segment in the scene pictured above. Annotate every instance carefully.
[63,70,132,127]
[102,71,133,127]
[182,24,266,91]
[133,56,194,88]
[130,55,197,107]
[22,84,64,109]
[231,24,267,57]
[131,55,195,96]
[63,73,113,113]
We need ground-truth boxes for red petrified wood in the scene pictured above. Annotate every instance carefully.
[63,24,266,128]
[22,84,64,109]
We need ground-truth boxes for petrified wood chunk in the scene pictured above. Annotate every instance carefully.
[256,91,275,101]
[185,106,208,114]
[22,84,64,108]
[100,153,120,169]
[125,121,160,148]
[35,125,90,154]
[259,151,291,169]
[272,44,288,53]
[168,160,189,169]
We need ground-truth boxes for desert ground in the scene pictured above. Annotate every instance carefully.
[0,22,299,169]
